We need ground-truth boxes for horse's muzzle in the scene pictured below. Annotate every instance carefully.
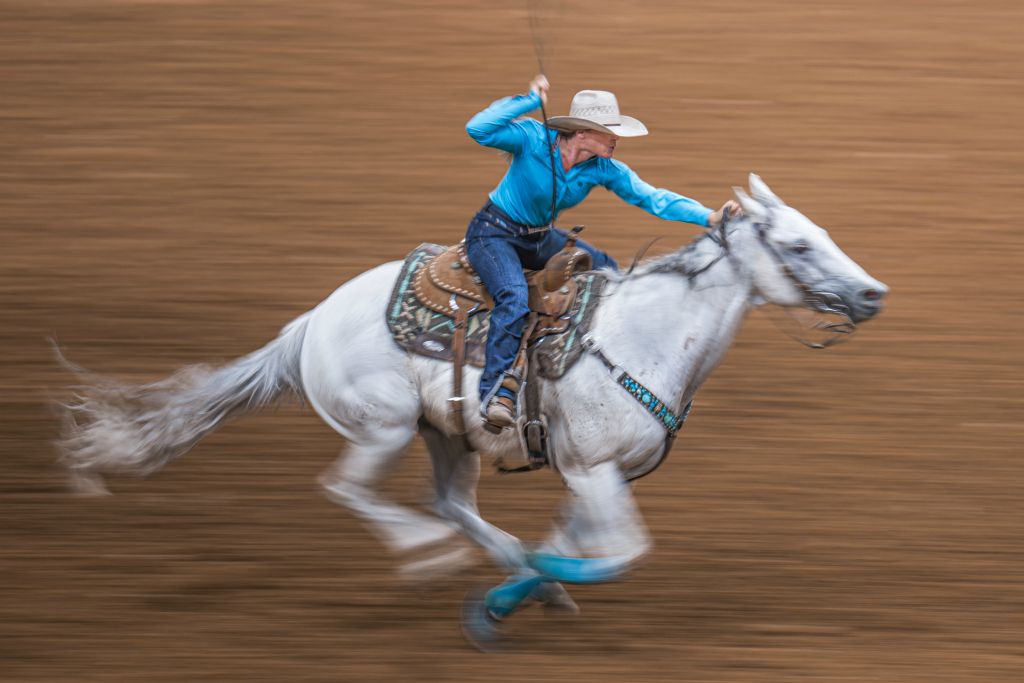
[813,278,890,324]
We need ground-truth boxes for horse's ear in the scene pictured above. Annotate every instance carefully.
[733,186,769,222]
[748,173,783,207]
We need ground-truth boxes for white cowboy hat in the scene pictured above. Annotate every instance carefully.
[545,90,649,138]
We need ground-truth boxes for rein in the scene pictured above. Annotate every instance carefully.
[686,217,732,281]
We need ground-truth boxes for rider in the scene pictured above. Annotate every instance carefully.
[466,75,738,430]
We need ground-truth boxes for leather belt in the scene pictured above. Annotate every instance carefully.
[479,201,551,237]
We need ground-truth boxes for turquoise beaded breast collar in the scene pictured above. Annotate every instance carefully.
[581,334,691,438]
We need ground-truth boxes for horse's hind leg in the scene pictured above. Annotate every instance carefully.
[319,422,472,577]
[301,260,473,578]
[531,460,651,584]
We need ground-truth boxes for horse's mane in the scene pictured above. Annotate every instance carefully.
[604,226,729,283]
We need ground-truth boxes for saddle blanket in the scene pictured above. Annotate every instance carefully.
[386,243,606,379]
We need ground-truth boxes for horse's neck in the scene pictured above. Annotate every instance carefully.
[594,234,754,403]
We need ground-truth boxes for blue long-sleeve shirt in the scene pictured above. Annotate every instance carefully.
[466,91,713,228]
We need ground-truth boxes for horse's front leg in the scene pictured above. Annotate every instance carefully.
[460,458,646,648]
[532,459,651,584]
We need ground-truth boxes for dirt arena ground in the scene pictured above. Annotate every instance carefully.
[2,1,1023,680]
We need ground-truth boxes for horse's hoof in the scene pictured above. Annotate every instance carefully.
[531,582,581,616]
[460,588,505,653]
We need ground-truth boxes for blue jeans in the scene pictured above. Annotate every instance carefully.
[465,202,619,402]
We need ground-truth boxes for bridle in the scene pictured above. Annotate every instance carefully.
[719,208,858,349]
[577,202,856,479]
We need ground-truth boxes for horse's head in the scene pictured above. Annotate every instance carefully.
[730,174,888,325]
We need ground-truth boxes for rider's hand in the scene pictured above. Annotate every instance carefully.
[708,200,742,227]
[529,74,549,106]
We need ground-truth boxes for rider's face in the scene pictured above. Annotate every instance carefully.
[578,130,619,159]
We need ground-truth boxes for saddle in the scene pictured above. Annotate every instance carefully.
[412,230,592,339]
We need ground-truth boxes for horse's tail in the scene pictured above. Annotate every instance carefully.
[55,312,312,495]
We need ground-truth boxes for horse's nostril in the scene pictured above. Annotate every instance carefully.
[861,289,881,302]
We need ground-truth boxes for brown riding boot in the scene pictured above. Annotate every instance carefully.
[484,395,517,432]
[482,370,522,433]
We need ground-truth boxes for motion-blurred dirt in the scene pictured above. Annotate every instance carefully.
[2,1,1023,681]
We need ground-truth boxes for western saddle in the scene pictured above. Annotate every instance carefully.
[412,226,593,442]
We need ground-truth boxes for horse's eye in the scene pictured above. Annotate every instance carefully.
[789,243,810,255]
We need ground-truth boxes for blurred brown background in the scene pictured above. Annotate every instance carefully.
[2,0,1022,681]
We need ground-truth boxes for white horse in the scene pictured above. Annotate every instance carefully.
[58,175,887,643]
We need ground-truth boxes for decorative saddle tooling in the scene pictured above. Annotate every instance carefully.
[409,237,593,347]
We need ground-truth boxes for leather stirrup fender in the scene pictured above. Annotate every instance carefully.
[447,297,474,451]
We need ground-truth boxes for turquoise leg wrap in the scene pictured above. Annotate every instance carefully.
[527,552,630,584]
[484,574,547,619]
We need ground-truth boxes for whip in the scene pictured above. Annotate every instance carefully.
[528,0,559,229]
